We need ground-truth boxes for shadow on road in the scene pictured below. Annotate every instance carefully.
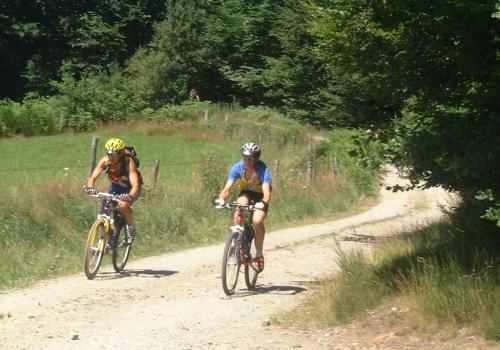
[97,269,178,280]
[234,284,307,298]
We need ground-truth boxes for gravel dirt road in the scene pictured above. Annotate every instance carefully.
[1,168,496,350]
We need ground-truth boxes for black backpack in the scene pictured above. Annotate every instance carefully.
[124,146,140,168]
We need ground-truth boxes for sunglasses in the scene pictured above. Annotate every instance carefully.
[243,155,256,161]
[107,151,120,157]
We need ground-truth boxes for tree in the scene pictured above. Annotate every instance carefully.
[309,0,500,224]
[0,0,164,99]
[126,0,208,106]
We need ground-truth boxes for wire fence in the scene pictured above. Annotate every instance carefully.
[1,118,339,187]
[0,160,200,173]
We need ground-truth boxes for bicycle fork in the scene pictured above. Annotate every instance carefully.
[95,214,112,254]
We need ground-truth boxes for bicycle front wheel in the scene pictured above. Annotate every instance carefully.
[244,233,258,289]
[112,221,131,273]
[221,232,241,295]
[84,218,107,279]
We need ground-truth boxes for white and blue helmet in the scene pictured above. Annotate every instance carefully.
[241,142,261,158]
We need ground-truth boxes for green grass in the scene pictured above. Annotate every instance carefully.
[284,218,500,341]
[0,125,235,184]
[0,113,381,290]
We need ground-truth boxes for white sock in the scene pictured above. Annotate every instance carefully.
[256,250,263,258]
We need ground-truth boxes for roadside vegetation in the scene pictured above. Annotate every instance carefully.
[1,0,498,343]
[283,209,500,341]
[0,105,382,290]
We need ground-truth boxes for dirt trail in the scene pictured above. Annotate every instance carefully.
[0,168,495,350]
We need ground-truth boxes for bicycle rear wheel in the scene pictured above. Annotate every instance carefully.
[112,220,131,273]
[244,231,258,289]
[84,218,107,279]
[221,232,241,295]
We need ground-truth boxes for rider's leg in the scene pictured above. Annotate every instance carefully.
[252,210,266,255]
[119,201,134,225]
[233,195,249,225]
[118,201,136,244]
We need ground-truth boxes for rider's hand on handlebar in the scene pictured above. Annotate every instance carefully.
[214,198,225,208]
[118,193,132,202]
[83,186,98,195]
[254,201,267,210]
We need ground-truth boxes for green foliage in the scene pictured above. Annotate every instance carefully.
[0,96,66,136]
[0,122,379,289]
[476,190,500,227]
[200,154,228,199]
[0,0,165,99]
[326,128,384,194]
[0,100,21,136]
[288,214,500,339]
[126,0,208,106]
[307,0,500,224]
[153,101,213,121]
[53,63,145,125]
[2,0,498,229]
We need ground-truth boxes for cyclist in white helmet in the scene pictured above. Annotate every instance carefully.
[217,142,272,272]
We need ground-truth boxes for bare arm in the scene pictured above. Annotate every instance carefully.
[262,183,272,205]
[127,160,140,198]
[218,179,235,200]
[86,157,107,187]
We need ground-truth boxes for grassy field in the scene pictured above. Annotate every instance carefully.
[0,113,380,290]
[0,125,233,184]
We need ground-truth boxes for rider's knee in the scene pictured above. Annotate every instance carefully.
[237,196,249,205]
[119,202,131,211]
[253,218,265,227]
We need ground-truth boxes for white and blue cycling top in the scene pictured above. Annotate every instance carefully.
[228,160,272,193]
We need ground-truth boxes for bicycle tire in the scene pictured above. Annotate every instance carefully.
[221,232,241,295]
[84,218,107,279]
[112,220,131,273]
[244,231,258,289]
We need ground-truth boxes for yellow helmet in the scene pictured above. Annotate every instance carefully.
[105,138,125,152]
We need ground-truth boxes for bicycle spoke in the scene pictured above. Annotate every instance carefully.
[244,230,259,289]
[112,220,131,273]
[221,233,241,295]
[84,220,107,279]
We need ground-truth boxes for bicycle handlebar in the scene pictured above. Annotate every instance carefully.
[214,202,258,211]
[90,192,120,203]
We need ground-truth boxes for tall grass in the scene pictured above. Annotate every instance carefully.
[287,214,500,341]
[0,164,371,290]
[0,112,382,289]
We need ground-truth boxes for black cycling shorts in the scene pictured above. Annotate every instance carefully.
[238,190,269,213]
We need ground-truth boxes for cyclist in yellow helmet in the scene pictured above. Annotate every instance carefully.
[84,138,143,248]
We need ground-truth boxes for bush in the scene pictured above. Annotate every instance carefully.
[325,128,384,195]
[0,100,21,136]
[0,97,68,136]
[53,64,146,126]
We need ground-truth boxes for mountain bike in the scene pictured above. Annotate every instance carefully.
[215,202,260,295]
[84,192,132,279]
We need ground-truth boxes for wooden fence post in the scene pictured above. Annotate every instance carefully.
[224,115,229,123]
[203,109,209,122]
[88,136,99,177]
[151,160,160,189]
[332,156,338,176]
[307,160,313,185]
[292,136,296,153]
[207,153,213,166]
[273,160,280,182]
